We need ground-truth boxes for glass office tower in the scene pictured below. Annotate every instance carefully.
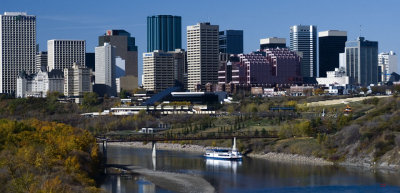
[290,25,317,77]
[319,30,347,77]
[219,30,243,54]
[345,37,378,86]
[147,15,182,52]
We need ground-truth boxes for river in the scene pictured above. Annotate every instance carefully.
[100,144,400,193]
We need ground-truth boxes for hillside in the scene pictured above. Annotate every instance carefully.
[0,119,102,193]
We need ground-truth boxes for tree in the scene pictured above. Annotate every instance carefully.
[261,128,267,136]
[227,105,235,114]
[360,87,369,96]
[394,84,400,94]
[82,92,99,107]
[314,88,324,96]
[119,90,130,99]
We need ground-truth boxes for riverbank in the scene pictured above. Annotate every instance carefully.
[248,152,334,166]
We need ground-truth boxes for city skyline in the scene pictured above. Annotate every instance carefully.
[1,0,399,82]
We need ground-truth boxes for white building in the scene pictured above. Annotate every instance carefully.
[378,51,398,82]
[143,49,185,92]
[0,12,36,94]
[95,43,116,96]
[64,63,92,98]
[260,37,286,49]
[339,53,346,70]
[187,23,219,91]
[48,40,86,71]
[290,25,317,77]
[316,68,349,86]
[16,69,64,98]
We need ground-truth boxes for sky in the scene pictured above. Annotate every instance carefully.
[1,0,400,82]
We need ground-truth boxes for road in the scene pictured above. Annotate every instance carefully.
[307,95,389,107]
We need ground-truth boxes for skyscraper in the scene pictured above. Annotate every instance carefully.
[187,22,219,91]
[290,25,317,77]
[378,51,398,82]
[47,40,86,71]
[64,63,92,98]
[85,53,95,71]
[99,29,138,91]
[345,37,378,86]
[0,12,36,94]
[143,49,185,92]
[219,30,243,54]
[147,15,181,52]
[260,37,286,50]
[318,30,347,77]
[95,43,116,96]
[36,51,48,72]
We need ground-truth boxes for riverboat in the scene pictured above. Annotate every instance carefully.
[204,137,242,160]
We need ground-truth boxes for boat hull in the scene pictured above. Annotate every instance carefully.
[204,156,242,160]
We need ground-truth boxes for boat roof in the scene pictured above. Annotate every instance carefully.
[206,148,230,152]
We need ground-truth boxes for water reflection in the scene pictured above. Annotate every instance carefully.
[205,159,241,174]
[101,175,157,193]
[205,159,242,187]
[102,146,400,193]
[152,156,156,171]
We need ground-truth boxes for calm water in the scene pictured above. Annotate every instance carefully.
[101,145,400,193]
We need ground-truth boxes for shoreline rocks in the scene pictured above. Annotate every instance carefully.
[248,152,334,166]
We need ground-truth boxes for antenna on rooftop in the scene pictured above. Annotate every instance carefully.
[359,25,362,37]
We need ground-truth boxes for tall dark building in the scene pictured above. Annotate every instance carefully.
[85,53,95,71]
[147,15,181,52]
[219,30,243,54]
[345,37,378,86]
[99,29,138,91]
[318,30,347,77]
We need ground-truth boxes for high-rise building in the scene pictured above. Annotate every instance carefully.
[99,29,138,91]
[260,37,286,50]
[187,22,219,91]
[85,53,95,71]
[345,37,378,86]
[64,62,92,98]
[143,49,185,92]
[0,12,36,94]
[378,51,398,82]
[95,43,116,96]
[147,15,181,52]
[17,69,64,98]
[36,51,48,72]
[290,25,317,77]
[318,30,347,77]
[47,40,86,71]
[115,57,125,78]
[219,30,243,54]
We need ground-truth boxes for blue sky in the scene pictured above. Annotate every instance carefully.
[2,0,400,80]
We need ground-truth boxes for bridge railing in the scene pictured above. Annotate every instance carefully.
[97,130,278,142]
